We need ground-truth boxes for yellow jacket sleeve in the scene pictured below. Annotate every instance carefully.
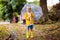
[31,13,34,18]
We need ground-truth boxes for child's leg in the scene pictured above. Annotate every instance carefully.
[30,25,34,38]
[26,26,30,38]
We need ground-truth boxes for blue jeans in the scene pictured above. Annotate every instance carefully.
[27,25,34,30]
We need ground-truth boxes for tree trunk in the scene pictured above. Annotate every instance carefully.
[40,0,48,21]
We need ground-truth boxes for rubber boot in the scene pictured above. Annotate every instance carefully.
[30,31,34,38]
[26,31,29,38]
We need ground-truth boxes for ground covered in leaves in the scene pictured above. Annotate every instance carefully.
[0,22,60,40]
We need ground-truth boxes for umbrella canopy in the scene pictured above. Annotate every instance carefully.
[21,4,43,20]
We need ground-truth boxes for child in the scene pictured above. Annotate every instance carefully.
[24,6,34,38]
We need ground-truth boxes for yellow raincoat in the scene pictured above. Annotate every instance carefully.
[24,12,34,26]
